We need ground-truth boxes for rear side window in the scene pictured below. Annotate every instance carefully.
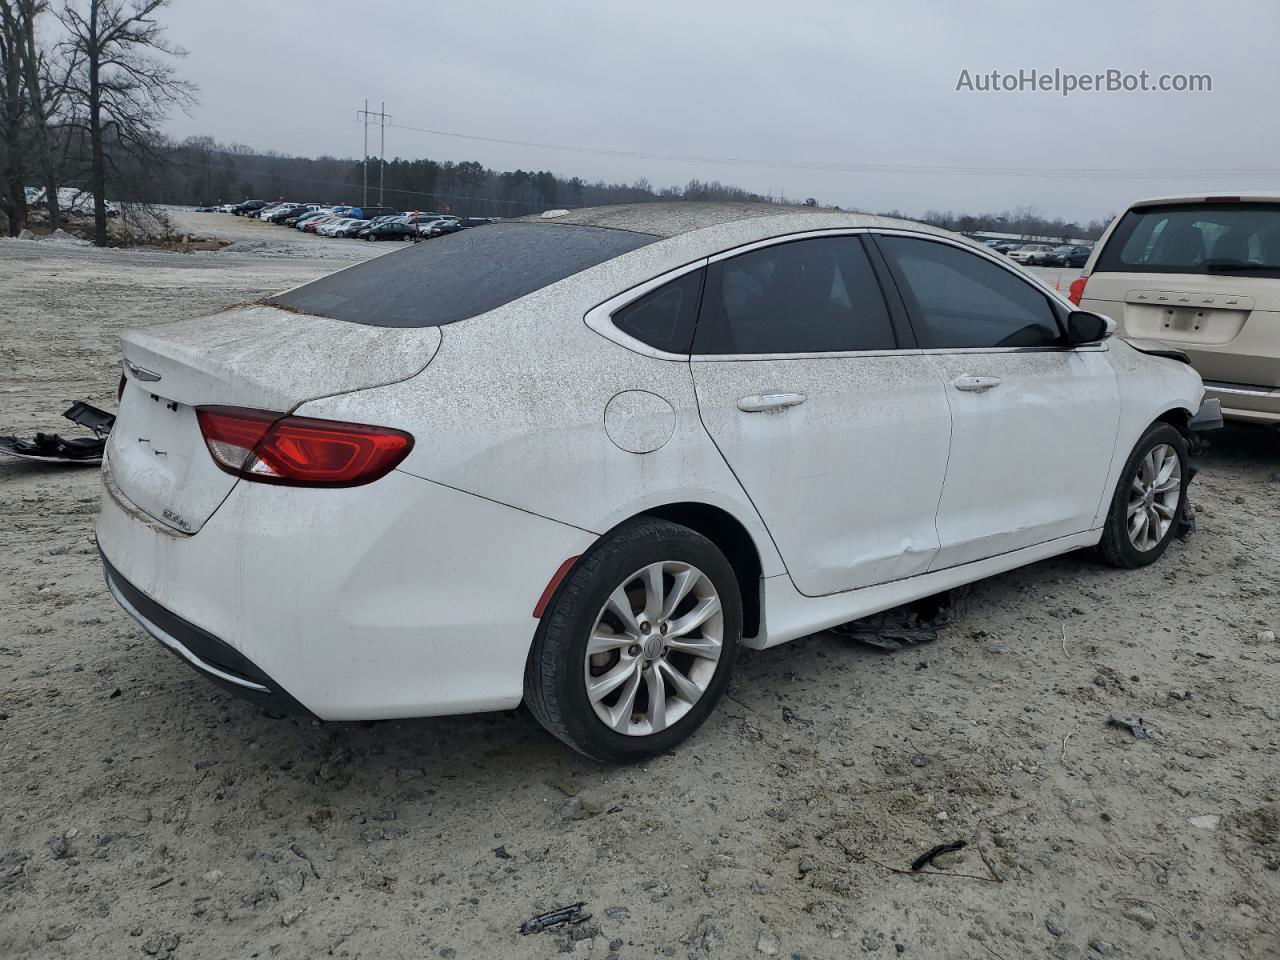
[693,236,896,354]
[1095,202,1280,278]
[611,269,704,354]
[877,236,1062,349]
[268,223,657,327]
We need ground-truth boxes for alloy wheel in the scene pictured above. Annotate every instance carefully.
[1126,443,1181,551]
[583,561,723,736]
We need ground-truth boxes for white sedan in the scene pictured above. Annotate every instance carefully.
[97,204,1218,762]
[316,217,357,237]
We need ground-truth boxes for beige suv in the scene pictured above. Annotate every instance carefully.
[1070,193,1280,426]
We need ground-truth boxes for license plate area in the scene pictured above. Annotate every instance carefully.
[1123,292,1250,346]
[106,386,239,534]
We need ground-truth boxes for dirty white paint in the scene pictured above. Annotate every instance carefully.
[692,354,950,595]
[119,304,441,410]
[99,204,1208,719]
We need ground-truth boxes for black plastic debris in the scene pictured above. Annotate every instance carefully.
[829,588,969,651]
[1176,498,1197,540]
[911,840,967,872]
[0,401,114,465]
[1106,712,1150,739]
[518,902,590,936]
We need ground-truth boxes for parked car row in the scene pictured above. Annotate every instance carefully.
[193,199,498,241]
[973,236,1094,267]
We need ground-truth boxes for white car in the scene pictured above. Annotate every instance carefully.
[255,203,292,220]
[97,204,1218,762]
[316,217,356,237]
[1007,243,1057,265]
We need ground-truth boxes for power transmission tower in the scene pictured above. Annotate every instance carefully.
[357,100,391,207]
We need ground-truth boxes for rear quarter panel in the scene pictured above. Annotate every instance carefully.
[295,240,787,578]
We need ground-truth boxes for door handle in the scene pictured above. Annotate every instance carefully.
[953,376,1002,393]
[736,392,807,413]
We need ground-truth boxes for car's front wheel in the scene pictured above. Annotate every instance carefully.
[1095,422,1189,568]
[524,518,742,762]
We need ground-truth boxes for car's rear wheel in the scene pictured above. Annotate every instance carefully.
[524,518,741,763]
[1095,422,1188,568]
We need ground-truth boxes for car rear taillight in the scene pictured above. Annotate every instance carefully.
[195,406,413,487]
[1067,275,1088,306]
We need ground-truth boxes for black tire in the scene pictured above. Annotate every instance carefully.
[1095,422,1189,568]
[524,518,742,763]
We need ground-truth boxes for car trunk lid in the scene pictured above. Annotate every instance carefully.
[108,304,440,534]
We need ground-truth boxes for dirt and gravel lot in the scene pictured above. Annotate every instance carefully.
[1,213,1278,960]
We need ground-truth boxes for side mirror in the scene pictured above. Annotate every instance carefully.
[1067,310,1115,345]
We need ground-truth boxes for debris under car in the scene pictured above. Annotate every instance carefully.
[0,401,114,464]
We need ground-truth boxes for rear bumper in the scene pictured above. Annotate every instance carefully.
[1202,382,1280,425]
[1084,295,1279,425]
[102,552,315,716]
[96,459,595,720]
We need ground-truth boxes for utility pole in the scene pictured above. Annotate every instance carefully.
[357,100,391,208]
[359,99,367,206]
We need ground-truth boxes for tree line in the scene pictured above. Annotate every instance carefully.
[897,205,1113,242]
[132,139,779,219]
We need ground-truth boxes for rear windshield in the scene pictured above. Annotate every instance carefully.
[267,222,657,327]
[1096,202,1280,278]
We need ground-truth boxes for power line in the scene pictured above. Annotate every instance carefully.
[385,120,1280,181]
[357,101,391,206]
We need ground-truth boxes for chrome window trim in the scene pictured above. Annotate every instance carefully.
[691,347,923,363]
[584,226,1099,362]
[583,257,709,362]
[917,343,1108,356]
[870,227,1077,309]
[870,228,1113,355]
[704,226,874,264]
[689,343,1105,363]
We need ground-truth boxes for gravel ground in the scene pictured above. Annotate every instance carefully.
[1,213,1278,960]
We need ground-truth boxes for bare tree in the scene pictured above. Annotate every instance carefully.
[1009,204,1046,238]
[13,0,69,227]
[0,1,28,233]
[57,0,194,244]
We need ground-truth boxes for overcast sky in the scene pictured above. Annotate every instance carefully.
[158,0,1280,223]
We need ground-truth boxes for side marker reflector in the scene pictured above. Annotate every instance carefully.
[533,556,580,618]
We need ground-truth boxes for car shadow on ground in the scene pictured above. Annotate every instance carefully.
[97,418,1278,797]
[1196,421,1279,469]
[144,539,1132,790]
